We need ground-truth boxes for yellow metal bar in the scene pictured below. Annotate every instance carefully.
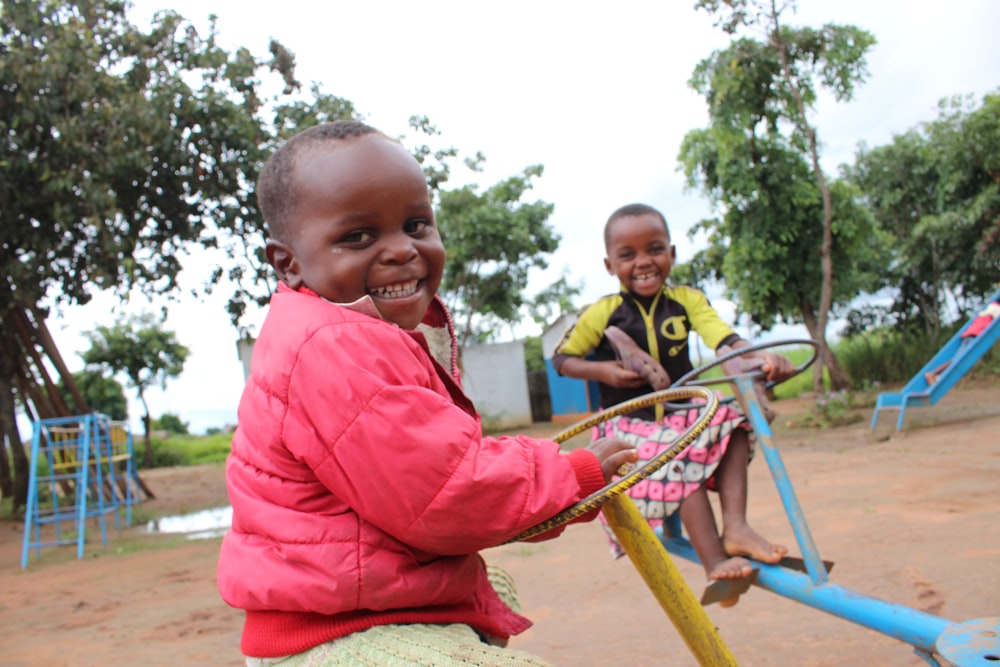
[603,495,738,667]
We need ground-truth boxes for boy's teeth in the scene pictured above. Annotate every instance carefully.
[371,280,418,298]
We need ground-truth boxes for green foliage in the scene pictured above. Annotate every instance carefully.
[81,312,189,413]
[781,327,998,430]
[679,16,883,324]
[153,412,189,436]
[812,390,853,427]
[678,136,888,332]
[436,165,578,345]
[145,441,183,468]
[770,346,820,399]
[681,1,880,392]
[0,0,364,330]
[523,336,545,373]
[805,383,882,429]
[58,369,128,420]
[846,91,1000,333]
[81,311,189,468]
[164,432,232,466]
[526,272,582,334]
[139,432,232,469]
[833,321,1000,387]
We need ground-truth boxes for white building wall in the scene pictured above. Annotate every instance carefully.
[461,340,533,431]
[237,337,255,381]
[541,312,578,359]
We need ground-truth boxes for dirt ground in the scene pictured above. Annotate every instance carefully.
[2,383,998,666]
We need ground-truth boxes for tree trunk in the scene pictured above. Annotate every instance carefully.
[770,3,850,393]
[0,364,30,509]
[800,300,852,392]
[0,297,154,509]
[142,409,153,469]
[12,306,73,416]
[0,313,32,508]
[30,305,88,411]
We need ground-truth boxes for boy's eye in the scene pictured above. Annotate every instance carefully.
[341,229,375,245]
[404,218,431,235]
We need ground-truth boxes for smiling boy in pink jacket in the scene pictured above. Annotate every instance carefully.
[217,120,636,666]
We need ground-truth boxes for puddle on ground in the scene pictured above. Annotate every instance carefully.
[146,506,232,540]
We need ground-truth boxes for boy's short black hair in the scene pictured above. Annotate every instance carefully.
[604,203,670,248]
[257,120,382,241]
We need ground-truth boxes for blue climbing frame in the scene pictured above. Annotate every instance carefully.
[21,413,136,567]
[871,287,1000,431]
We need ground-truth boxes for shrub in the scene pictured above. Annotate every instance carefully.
[154,412,190,436]
[140,433,232,468]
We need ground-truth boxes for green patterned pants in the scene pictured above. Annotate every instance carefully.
[245,565,555,667]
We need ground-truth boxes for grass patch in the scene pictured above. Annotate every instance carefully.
[140,432,232,469]
[771,346,820,399]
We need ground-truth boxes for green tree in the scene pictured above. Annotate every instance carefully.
[523,336,546,373]
[682,0,879,390]
[153,412,189,436]
[81,313,189,467]
[678,138,888,345]
[436,165,579,346]
[0,0,359,505]
[0,0,562,505]
[846,91,1000,332]
[58,369,129,421]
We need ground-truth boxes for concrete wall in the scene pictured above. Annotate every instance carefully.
[460,340,533,431]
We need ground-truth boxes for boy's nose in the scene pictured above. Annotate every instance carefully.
[380,233,418,263]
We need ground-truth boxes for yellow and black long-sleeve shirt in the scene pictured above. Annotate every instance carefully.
[552,284,740,420]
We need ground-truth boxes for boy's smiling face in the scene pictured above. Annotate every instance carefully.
[603,212,676,298]
[267,135,445,330]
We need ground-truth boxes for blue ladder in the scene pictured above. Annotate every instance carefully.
[871,288,1000,431]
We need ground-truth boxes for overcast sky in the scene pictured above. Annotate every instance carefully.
[37,0,1000,434]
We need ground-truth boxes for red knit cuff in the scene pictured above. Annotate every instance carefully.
[565,448,605,496]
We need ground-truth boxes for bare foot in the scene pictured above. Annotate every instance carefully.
[722,525,787,564]
[706,555,753,580]
[704,557,754,608]
[924,372,938,386]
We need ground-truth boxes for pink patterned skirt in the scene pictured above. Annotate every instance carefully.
[592,399,753,557]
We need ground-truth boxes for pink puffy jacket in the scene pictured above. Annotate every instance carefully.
[217,285,605,657]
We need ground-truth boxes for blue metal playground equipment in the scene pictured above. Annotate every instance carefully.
[21,413,140,567]
[871,287,1000,431]
[531,340,999,665]
[660,341,1000,666]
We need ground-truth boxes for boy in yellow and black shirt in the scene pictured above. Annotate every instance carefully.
[552,203,792,603]
[552,283,739,421]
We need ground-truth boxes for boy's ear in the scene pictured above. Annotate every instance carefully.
[604,257,614,275]
[265,239,302,289]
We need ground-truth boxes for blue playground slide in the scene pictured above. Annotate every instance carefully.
[871,287,1000,431]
